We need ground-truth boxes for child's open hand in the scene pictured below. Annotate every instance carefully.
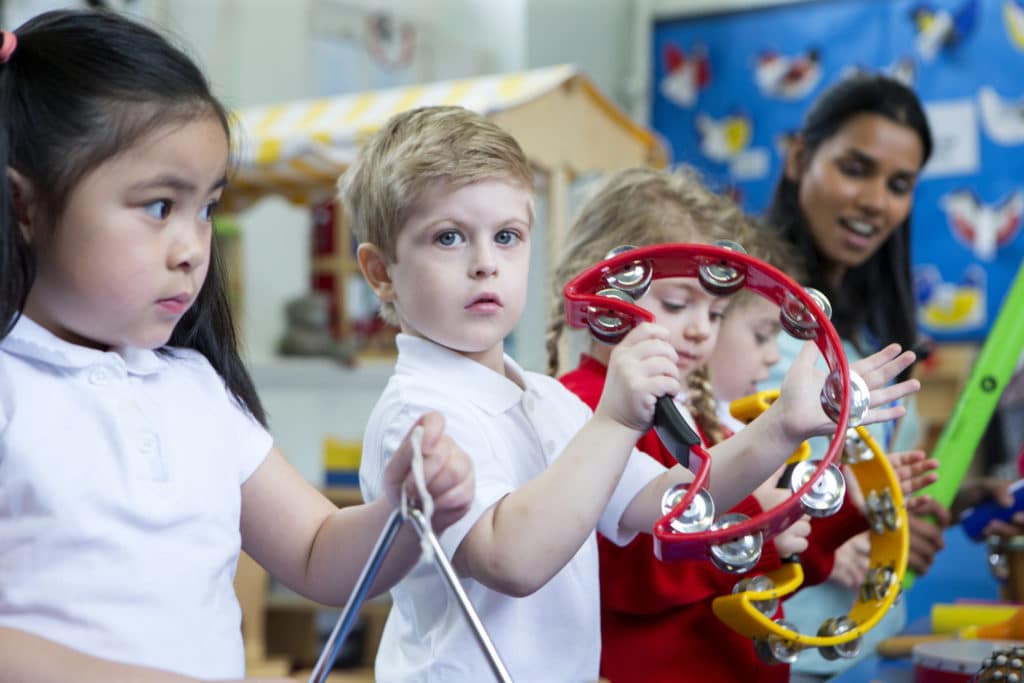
[383,412,475,534]
[596,323,681,433]
[887,450,939,496]
[777,342,919,441]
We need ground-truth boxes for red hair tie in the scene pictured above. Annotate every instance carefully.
[0,31,17,64]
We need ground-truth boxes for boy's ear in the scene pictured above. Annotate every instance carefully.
[783,135,807,183]
[7,167,37,243]
[356,243,396,303]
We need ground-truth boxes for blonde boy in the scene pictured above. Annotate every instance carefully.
[344,106,918,682]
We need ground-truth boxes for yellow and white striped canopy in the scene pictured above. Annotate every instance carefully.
[224,64,666,212]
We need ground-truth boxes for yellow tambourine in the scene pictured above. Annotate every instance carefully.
[711,389,909,665]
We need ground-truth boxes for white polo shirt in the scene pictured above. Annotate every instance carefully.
[0,315,272,679]
[360,335,666,683]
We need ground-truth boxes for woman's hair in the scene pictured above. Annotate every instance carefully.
[0,9,265,425]
[767,73,932,372]
[547,166,748,445]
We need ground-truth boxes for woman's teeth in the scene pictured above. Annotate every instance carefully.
[844,219,876,236]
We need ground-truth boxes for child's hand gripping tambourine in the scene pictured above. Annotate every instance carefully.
[714,390,909,664]
[562,242,868,572]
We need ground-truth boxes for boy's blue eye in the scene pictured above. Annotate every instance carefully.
[143,200,172,220]
[660,301,686,313]
[436,230,464,247]
[495,229,520,246]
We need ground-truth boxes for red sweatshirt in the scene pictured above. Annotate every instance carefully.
[561,354,868,683]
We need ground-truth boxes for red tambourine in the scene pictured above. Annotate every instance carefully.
[563,242,869,570]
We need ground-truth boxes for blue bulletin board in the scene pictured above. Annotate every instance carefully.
[651,0,1024,341]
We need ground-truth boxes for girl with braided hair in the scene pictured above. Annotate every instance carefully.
[551,166,816,682]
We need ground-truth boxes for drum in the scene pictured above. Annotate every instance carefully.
[986,535,1024,602]
[913,639,1020,682]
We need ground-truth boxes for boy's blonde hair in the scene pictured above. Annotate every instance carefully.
[339,105,533,325]
[547,166,750,445]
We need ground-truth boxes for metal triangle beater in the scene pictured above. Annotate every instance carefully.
[308,505,513,683]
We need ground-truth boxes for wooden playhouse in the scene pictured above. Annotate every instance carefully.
[222,64,668,356]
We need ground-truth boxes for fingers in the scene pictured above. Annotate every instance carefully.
[409,432,476,530]
[852,345,916,388]
[912,495,953,527]
[611,333,682,392]
[983,517,1024,538]
[830,534,870,589]
[985,479,1017,508]
[776,533,809,557]
[774,516,811,556]
[601,326,682,431]
[619,322,673,350]
[906,513,946,574]
[851,343,902,372]
[887,451,940,495]
[866,378,920,408]
[417,411,447,450]
[792,340,819,374]
[389,412,446,478]
[856,404,906,427]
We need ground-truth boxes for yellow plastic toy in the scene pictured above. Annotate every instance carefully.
[711,390,910,664]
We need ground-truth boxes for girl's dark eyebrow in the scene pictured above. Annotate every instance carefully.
[129,173,228,194]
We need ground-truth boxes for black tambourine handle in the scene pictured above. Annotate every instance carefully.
[652,395,701,469]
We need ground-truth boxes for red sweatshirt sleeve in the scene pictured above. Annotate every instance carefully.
[562,362,783,614]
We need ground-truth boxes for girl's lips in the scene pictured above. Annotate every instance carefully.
[157,294,190,315]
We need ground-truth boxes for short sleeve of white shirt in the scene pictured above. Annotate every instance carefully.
[598,442,667,545]
[171,350,273,483]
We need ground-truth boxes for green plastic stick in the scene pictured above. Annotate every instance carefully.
[903,262,1024,590]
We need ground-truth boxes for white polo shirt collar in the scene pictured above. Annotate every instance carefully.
[394,333,531,416]
[1,314,166,376]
